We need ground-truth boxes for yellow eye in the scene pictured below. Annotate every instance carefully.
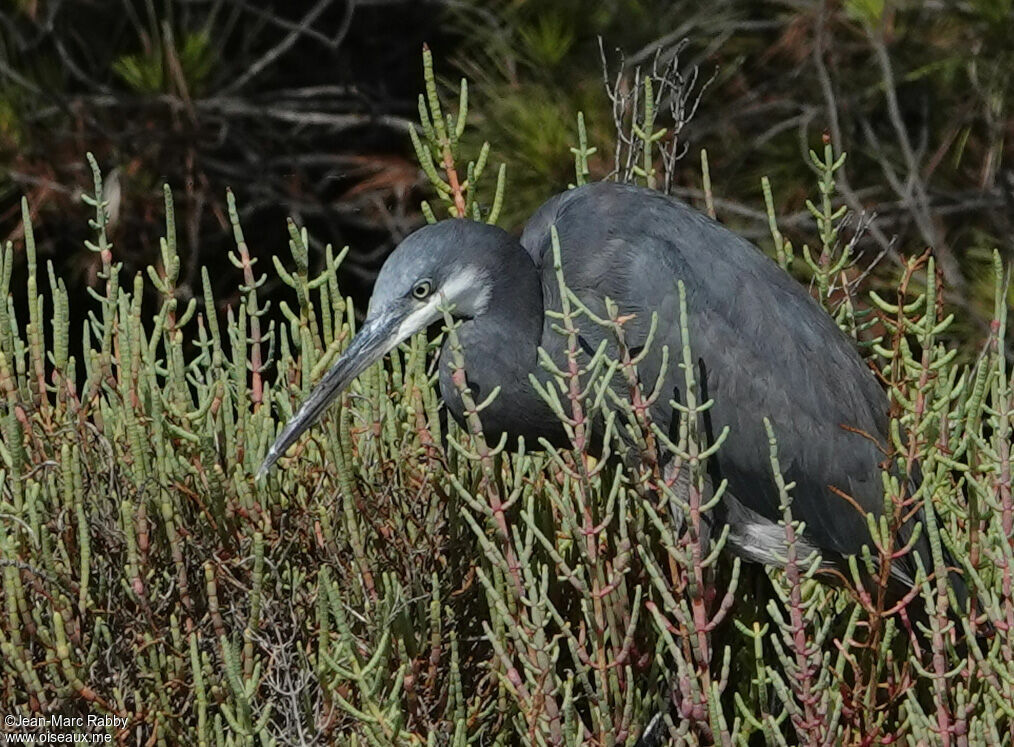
[412,280,432,299]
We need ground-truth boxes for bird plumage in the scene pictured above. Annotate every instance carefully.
[519,182,892,566]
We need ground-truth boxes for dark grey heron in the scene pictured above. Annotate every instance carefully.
[260,181,961,599]
[259,180,971,743]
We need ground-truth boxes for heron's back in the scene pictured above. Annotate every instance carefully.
[521,181,890,562]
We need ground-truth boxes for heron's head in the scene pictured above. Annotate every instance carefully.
[257,220,505,478]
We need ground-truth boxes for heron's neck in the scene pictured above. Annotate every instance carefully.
[439,241,562,445]
[472,250,544,354]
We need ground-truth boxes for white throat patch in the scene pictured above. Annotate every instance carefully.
[440,265,492,317]
[394,265,491,342]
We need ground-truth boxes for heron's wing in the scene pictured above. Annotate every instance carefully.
[524,182,889,560]
[521,191,567,265]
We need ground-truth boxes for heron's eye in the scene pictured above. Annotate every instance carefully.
[412,280,432,300]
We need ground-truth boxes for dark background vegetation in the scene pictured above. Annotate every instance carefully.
[1,0,1012,344]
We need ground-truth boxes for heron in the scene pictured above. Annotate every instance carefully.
[261,179,959,586]
[258,181,969,734]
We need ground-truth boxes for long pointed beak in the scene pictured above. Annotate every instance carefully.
[257,303,417,480]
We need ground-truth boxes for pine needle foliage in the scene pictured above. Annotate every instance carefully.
[1,55,1012,747]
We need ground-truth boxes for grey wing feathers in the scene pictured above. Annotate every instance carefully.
[521,182,890,560]
[520,191,568,265]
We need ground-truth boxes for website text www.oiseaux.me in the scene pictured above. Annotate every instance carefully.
[3,715,123,743]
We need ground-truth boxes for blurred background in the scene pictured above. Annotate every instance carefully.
[1,0,1011,349]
